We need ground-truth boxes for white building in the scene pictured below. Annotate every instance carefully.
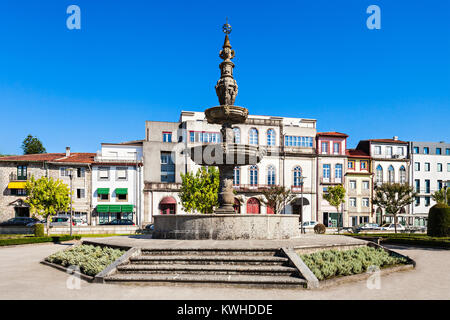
[143,111,317,223]
[409,141,450,226]
[91,141,144,226]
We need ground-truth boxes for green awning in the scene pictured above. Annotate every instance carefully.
[121,205,134,213]
[115,188,128,195]
[109,205,122,213]
[96,205,109,213]
[97,188,110,195]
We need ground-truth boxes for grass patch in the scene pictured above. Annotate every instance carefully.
[346,233,450,248]
[0,235,81,246]
[298,246,408,281]
[46,244,125,276]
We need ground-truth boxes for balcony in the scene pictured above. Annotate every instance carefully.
[232,184,312,194]
[145,182,181,192]
[320,177,343,184]
[9,173,31,181]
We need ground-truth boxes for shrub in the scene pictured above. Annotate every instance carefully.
[427,204,450,237]
[0,235,81,246]
[314,223,326,234]
[33,224,45,237]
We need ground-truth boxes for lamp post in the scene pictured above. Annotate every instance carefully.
[299,176,307,234]
[67,168,74,237]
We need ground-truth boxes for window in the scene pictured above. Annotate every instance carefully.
[360,161,368,170]
[98,167,110,180]
[267,129,275,146]
[11,189,26,196]
[335,164,342,179]
[438,180,443,191]
[415,197,420,206]
[425,163,430,172]
[413,147,419,154]
[163,132,172,143]
[189,131,195,142]
[425,197,431,207]
[376,165,383,183]
[388,165,395,183]
[99,193,109,201]
[161,152,175,183]
[17,165,27,180]
[189,131,221,143]
[414,162,420,171]
[415,179,420,193]
[374,146,381,155]
[348,161,355,170]
[233,128,241,144]
[249,165,258,185]
[233,167,240,185]
[437,163,443,172]
[399,166,406,184]
[321,142,329,154]
[77,168,85,178]
[349,198,356,207]
[397,147,404,156]
[424,147,429,154]
[60,167,68,177]
[76,189,85,199]
[362,198,369,207]
[349,180,356,189]
[323,164,330,179]
[333,142,340,154]
[249,128,258,145]
[425,180,430,193]
[117,193,128,201]
[448,163,450,172]
[284,136,313,147]
[446,149,450,155]
[293,166,302,187]
[386,146,393,156]
[436,148,442,155]
[362,181,370,190]
[267,165,276,185]
[116,167,127,180]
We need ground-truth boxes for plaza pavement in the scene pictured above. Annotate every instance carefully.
[0,237,449,300]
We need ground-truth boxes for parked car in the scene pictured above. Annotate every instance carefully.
[29,216,75,227]
[145,223,154,231]
[301,221,318,230]
[356,223,380,232]
[100,219,135,226]
[0,217,39,226]
[379,223,406,231]
[73,218,88,226]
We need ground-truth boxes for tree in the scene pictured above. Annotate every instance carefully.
[22,134,46,154]
[179,167,220,214]
[25,176,71,236]
[261,185,296,215]
[431,188,450,206]
[372,183,417,233]
[323,185,346,232]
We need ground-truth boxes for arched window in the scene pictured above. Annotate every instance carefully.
[267,129,275,146]
[249,128,259,145]
[376,165,383,183]
[293,166,302,187]
[233,127,241,144]
[159,197,176,215]
[267,165,276,185]
[388,165,395,183]
[249,165,258,185]
[399,166,406,184]
[233,198,241,213]
[233,166,240,185]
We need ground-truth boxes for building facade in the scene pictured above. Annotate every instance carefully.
[315,132,348,227]
[91,142,144,226]
[409,141,450,226]
[143,111,317,223]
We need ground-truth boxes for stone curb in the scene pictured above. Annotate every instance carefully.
[281,247,319,289]
[93,247,141,283]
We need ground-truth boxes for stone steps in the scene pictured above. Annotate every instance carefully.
[129,255,289,265]
[140,248,279,256]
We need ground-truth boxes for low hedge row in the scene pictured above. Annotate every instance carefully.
[0,235,81,246]
[347,233,450,248]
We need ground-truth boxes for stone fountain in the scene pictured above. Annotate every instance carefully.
[153,22,300,240]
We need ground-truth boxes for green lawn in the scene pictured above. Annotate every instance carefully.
[0,233,135,246]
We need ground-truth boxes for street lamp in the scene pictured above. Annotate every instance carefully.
[298,176,307,234]
[66,168,74,237]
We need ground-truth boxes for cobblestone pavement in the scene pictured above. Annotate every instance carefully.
[0,241,448,300]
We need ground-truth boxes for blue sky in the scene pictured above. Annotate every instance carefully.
[0,0,449,155]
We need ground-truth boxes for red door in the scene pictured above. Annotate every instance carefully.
[247,198,260,214]
[267,206,274,214]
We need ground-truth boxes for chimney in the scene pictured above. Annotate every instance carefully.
[65,147,71,157]
[393,136,398,141]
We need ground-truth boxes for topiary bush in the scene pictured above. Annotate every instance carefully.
[427,203,450,237]
[33,223,45,237]
[314,223,326,234]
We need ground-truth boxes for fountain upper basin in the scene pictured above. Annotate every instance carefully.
[205,105,248,125]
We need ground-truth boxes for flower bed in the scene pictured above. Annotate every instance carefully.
[46,244,125,276]
[298,246,408,281]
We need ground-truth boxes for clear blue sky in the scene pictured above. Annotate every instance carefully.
[0,0,449,155]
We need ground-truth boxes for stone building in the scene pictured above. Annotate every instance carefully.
[0,148,95,223]
[143,111,317,223]
[315,132,349,227]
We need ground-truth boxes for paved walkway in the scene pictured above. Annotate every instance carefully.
[0,239,449,299]
[82,234,367,250]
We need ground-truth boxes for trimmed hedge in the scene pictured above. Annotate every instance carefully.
[347,233,450,248]
[0,235,81,246]
[314,223,326,234]
[33,224,45,237]
[427,204,450,237]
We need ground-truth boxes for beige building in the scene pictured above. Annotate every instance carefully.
[0,148,95,223]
